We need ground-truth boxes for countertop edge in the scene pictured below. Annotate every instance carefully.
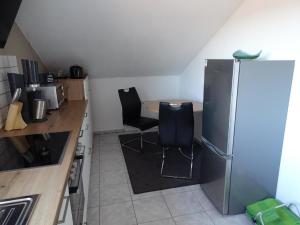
[0,100,88,225]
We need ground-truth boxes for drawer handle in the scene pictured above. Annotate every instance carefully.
[79,130,83,137]
[57,196,70,224]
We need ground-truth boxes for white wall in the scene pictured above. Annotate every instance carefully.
[0,24,46,73]
[90,75,180,131]
[179,0,300,208]
[0,56,19,128]
[180,0,300,101]
[16,0,242,78]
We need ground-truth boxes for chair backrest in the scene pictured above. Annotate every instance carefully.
[118,87,141,124]
[159,102,177,147]
[159,102,194,148]
[177,102,194,147]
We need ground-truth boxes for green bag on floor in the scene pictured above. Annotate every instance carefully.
[246,198,300,225]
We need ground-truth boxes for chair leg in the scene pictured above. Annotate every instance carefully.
[189,145,194,179]
[141,132,143,150]
[121,130,158,153]
[161,145,194,179]
[160,147,166,175]
[121,137,142,153]
[144,139,157,145]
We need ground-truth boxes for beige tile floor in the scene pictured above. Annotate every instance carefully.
[88,133,253,225]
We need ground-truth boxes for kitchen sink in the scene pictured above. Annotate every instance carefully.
[0,195,39,225]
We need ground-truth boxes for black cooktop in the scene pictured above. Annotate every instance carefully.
[0,132,70,172]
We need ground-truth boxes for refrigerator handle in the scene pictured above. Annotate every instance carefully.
[202,138,233,160]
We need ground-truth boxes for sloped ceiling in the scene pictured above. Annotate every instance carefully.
[16,0,242,78]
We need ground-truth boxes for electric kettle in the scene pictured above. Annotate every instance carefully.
[70,65,84,79]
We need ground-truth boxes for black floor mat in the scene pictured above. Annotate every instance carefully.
[119,132,202,194]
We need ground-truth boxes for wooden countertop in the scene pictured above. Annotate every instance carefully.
[0,100,87,225]
[144,100,203,113]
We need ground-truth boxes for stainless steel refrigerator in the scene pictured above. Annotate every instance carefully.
[200,59,294,215]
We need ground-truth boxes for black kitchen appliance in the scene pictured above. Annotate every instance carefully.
[22,59,40,87]
[0,132,70,172]
[69,141,85,225]
[69,159,85,225]
[70,65,84,79]
[39,72,55,84]
[0,0,23,48]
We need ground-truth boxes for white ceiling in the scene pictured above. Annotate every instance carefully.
[16,0,242,78]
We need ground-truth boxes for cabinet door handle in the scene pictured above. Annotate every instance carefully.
[85,124,89,131]
[85,112,88,117]
[88,147,92,155]
[57,196,70,224]
[79,130,83,137]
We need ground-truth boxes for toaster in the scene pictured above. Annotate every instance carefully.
[37,83,65,109]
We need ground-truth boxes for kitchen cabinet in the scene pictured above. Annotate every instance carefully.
[83,78,90,100]
[57,185,73,225]
[59,77,93,224]
[58,78,86,101]
[77,77,93,224]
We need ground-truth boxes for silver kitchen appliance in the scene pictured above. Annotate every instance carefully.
[32,99,47,121]
[0,195,39,225]
[38,83,65,109]
[200,59,295,215]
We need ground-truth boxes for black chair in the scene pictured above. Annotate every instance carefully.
[118,87,159,153]
[159,102,194,179]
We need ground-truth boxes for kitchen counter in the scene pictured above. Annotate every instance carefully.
[0,100,87,225]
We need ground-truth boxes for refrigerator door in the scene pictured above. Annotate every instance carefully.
[202,60,234,155]
[228,61,295,214]
[200,140,232,214]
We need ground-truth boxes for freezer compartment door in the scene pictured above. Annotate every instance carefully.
[200,143,231,214]
[203,60,234,155]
